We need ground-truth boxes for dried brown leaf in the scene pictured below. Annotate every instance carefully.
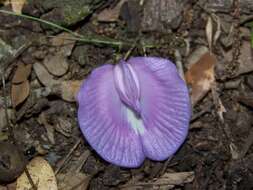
[43,54,69,77]
[187,46,209,69]
[185,52,217,106]
[38,113,55,144]
[33,62,60,87]
[60,80,83,102]
[51,32,76,56]
[155,171,195,185]
[57,173,91,190]
[11,80,30,107]
[97,0,127,22]
[57,150,91,190]
[16,157,58,190]
[12,62,32,84]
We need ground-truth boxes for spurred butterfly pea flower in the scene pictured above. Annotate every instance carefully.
[77,57,191,168]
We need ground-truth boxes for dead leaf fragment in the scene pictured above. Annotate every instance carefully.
[185,52,217,106]
[57,173,91,190]
[59,80,83,102]
[156,171,195,185]
[43,54,69,77]
[187,46,209,69]
[12,62,32,84]
[38,113,55,144]
[11,0,26,14]
[33,62,60,87]
[51,32,76,56]
[57,150,91,190]
[11,80,30,107]
[97,0,127,22]
[16,157,58,190]
[121,171,194,190]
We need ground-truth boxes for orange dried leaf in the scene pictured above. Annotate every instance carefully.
[11,80,30,107]
[185,52,217,106]
[12,62,32,84]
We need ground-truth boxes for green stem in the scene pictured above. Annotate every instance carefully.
[0,9,81,37]
[0,10,124,48]
[0,10,155,49]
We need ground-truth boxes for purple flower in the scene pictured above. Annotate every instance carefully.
[77,57,191,168]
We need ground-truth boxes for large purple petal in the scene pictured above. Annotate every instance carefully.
[77,65,145,167]
[128,57,191,161]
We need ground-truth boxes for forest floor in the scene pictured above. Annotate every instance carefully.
[0,0,253,189]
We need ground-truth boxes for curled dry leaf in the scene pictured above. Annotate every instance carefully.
[12,62,32,84]
[185,52,217,106]
[43,54,69,77]
[11,80,30,107]
[16,157,58,190]
[33,62,60,87]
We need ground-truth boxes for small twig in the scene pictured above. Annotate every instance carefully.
[55,138,82,174]
[1,75,37,190]
[190,104,213,122]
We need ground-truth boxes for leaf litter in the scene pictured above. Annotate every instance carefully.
[0,0,253,189]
